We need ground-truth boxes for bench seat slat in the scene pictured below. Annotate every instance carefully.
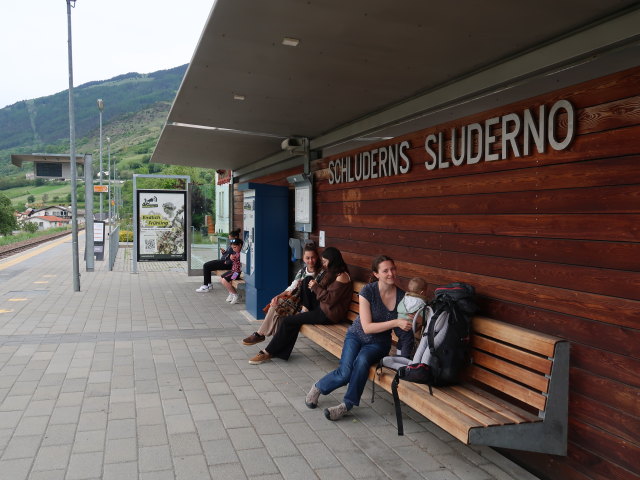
[373,368,481,443]
[439,386,530,426]
[452,383,540,423]
[300,325,344,358]
[471,350,550,393]
[472,336,552,375]
[473,317,558,357]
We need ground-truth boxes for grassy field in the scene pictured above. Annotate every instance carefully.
[3,183,72,206]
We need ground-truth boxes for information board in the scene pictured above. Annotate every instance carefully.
[136,190,187,261]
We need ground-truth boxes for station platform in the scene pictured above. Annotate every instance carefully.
[0,233,539,480]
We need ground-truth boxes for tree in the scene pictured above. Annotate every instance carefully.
[27,194,35,203]
[42,193,49,203]
[22,221,38,233]
[0,194,18,235]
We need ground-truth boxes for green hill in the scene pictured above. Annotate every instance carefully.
[0,65,186,156]
[0,64,217,230]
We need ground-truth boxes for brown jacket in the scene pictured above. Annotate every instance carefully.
[310,273,353,323]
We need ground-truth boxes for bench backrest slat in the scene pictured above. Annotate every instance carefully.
[471,336,553,375]
[473,316,558,357]
[469,316,563,414]
[471,351,550,392]
[466,365,548,411]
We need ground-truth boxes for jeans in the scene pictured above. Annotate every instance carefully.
[315,331,389,408]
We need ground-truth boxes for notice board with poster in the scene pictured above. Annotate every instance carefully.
[136,189,187,261]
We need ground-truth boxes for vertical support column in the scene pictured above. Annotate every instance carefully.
[132,174,138,274]
[84,154,94,271]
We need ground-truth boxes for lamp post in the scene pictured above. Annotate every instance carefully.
[107,136,112,235]
[97,98,104,218]
[67,0,80,291]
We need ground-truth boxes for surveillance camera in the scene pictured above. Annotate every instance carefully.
[281,137,305,152]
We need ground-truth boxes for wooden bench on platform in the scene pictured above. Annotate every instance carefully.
[300,281,569,455]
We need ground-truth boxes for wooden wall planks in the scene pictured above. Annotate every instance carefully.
[243,65,640,480]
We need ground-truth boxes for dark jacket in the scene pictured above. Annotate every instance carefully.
[310,272,353,323]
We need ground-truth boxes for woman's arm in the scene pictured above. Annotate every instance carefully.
[359,296,412,335]
[309,272,349,304]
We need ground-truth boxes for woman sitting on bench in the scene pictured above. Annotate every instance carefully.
[248,247,352,365]
[304,254,412,421]
[242,242,322,346]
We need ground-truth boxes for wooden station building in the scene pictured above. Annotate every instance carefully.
[151,2,640,479]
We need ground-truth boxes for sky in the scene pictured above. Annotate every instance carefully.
[0,0,215,109]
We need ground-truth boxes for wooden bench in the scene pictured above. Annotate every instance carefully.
[300,281,569,456]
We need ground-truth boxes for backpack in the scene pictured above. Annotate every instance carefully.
[375,282,476,435]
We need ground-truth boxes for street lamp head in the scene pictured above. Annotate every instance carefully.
[97,99,104,111]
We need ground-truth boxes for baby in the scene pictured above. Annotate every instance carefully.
[394,277,427,358]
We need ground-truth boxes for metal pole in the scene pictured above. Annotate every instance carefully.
[132,175,138,273]
[107,138,111,235]
[66,0,80,291]
[98,100,104,218]
[84,154,94,272]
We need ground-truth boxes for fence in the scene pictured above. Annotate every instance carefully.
[108,226,120,271]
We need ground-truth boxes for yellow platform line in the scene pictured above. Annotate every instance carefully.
[0,234,73,271]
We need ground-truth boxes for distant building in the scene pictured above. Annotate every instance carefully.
[215,170,232,234]
[23,215,70,230]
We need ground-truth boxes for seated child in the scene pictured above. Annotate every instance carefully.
[394,277,427,358]
[220,238,243,304]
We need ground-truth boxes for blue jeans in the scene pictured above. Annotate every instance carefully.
[315,331,389,409]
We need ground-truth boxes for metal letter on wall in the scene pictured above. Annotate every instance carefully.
[136,189,187,261]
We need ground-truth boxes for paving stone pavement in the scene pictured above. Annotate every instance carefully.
[0,235,540,479]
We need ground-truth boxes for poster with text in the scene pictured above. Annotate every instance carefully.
[137,190,187,261]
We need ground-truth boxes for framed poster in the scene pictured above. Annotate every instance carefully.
[136,189,187,261]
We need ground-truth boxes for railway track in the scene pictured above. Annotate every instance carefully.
[0,230,74,260]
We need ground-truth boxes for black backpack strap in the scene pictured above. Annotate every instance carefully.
[427,305,440,353]
[391,372,404,436]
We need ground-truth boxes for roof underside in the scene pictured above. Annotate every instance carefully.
[152,0,640,178]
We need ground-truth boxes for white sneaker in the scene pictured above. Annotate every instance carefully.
[226,293,234,302]
[230,294,239,305]
[196,285,212,293]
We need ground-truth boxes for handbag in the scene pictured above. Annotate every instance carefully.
[274,286,302,317]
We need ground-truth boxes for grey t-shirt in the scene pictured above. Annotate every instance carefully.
[348,282,405,349]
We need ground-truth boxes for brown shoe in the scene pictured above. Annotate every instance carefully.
[242,332,265,346]
[249,350,272,365]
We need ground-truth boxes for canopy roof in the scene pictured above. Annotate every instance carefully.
[151,0,640,180]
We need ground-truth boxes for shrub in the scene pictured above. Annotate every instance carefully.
[22,222,39,233]
[119,230,133,242]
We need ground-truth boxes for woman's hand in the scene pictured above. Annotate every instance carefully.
[308,279,316,289]
[395,319,412,331]
[301,306,309,313]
